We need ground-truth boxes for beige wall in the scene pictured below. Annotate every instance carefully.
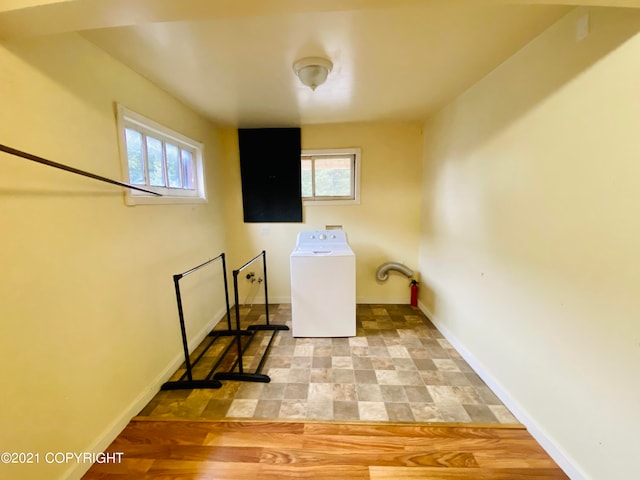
[419,7,640,479]
[0,34,228,479]
[221,122,423,305]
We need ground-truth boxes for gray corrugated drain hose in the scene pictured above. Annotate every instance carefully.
[376,262,414,281]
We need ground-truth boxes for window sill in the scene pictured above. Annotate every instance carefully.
[303,198,360,206]
[125,194,208,206]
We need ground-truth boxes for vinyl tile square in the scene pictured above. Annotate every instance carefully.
[254,399,282,418]
[235,382,265,399]
[348,337,368,347]
[308,383,333,402]
[284,383,309,400]
[489,405,518,423]
[267,368,290,383]
[375,370,402,385]
[314,345,333,357]
[366,335,387,347]
[352,356,374,370]
[332,345,351,356]
[287,368,311,383]
[332,356,354,369]
[356,384,383,401]
[312,356,332,368]
[291,356,312,368]
[293,344,314,356]
[438,404,473,422]
[403,385,433,403]
[410,403,444,422]
[433,359,461,372]
[307,400,334,420]
[380,385,408,402]
[279,399,306,418]
[392,358,418,371]
[201,399,233,418]
[310,368,332,383]
[332,369,356,384]
[334,400,359,420]
[387,345,411,358]
[354,369,379,384]
[358,401,389,421]
[227,399,258,418]
[385,402,415,422]
[463,404,499,423]
[261,383,286,400]
[412,358,437,370]
[333,383,357,401]
[370,357,395,370]
[350,346,370,357]
[441,372,472,386]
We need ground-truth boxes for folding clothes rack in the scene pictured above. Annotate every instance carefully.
[163,250,287,389]
[214,250,289,383]
[161,253,245,390]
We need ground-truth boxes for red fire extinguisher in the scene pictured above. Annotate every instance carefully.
[410,280,419,307]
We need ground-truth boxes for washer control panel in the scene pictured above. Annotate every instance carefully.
[296,230,347,248]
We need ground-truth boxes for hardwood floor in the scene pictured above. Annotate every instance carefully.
[83,418,568,479]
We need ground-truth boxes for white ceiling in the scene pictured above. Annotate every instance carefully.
[0,1,591,126]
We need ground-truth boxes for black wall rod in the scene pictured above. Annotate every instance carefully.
[0,143,161,196]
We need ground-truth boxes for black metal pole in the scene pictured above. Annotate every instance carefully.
[262,250,270,326]
[221,253,232,330]
[233,270,245,373]
[173,274,193,381]
[177,254,223,277]
[0,143,161,196]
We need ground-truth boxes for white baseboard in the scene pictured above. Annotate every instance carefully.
[241,297,410,305]
[418,301,586,480]
[356,297,410,304]
[64,306,227,480]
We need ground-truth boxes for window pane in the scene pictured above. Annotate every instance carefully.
[301,157,312,197]
[146,136,165,187]
[125,128,145,184]
[181,150,194,189]
[166,143,181,188]
[314,157,352,197]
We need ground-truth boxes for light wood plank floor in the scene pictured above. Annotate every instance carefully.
[83,418,569,479]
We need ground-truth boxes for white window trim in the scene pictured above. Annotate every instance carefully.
[301,148,361,206]
[116,104,207,205]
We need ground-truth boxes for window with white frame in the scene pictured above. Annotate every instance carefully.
[117,105,207,205]
[301,148,360,205]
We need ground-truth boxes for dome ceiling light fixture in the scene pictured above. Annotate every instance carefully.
[293,56,333,91]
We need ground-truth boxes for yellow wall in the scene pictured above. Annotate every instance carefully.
[221,122,423,305]
[419,7,640,479]
[0,34,228,479]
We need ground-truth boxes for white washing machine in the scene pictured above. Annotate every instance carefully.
[290,230,356,337]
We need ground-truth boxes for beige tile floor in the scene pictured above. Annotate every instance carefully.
[139,304,518,424]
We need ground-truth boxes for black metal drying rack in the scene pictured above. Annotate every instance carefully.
[214,250,289,383]
[161,253,247,390]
